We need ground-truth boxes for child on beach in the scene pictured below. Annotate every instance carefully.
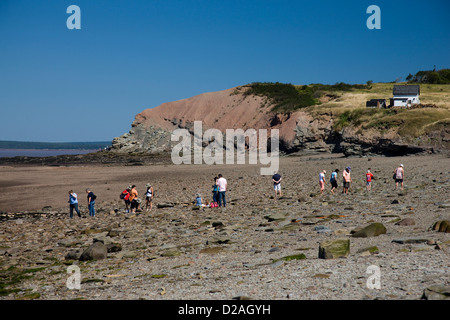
[195,193,205,208]
[366,169,374,191]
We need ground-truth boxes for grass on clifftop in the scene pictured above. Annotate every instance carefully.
[335,107,450,137]
[242,82,372,113]
[241,81,450,138]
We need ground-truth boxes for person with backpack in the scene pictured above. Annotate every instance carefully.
[330,169,339,194]
[120,186,131,213]
[145,183,154,212]
[86,188,97,217]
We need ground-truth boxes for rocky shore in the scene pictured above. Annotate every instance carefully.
[0,154,449,300]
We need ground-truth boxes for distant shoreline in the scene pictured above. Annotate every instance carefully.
[0,140,110,150]
[0,148,101,158]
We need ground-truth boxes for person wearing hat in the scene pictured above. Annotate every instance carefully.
[319,170,327,195]
[342,167,352,194]
[394,164,404,191]
[145,183,154,211]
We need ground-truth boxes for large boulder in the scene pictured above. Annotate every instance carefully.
[318,238,350,259]
[351,223,386,238]
[79,242,108,261]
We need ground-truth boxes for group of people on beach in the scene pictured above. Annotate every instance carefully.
[270,163,405,199]
[68,163,405,218]
[120,183,154,213]
[195,174,228,208]
[68,188,96,219]
[317,164,404,195]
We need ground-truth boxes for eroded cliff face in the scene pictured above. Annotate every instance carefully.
[111,86,443,156]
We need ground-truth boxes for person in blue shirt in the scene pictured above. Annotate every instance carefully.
[330,169,339,194]
[68,190,82,218]
[195,193,203,208]
[212,177,219,204]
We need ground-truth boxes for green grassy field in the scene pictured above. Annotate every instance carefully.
[301,82,450,138]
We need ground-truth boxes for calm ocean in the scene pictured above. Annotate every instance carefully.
[0,149,99,158]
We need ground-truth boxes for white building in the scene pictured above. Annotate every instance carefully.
[391,85,420,107]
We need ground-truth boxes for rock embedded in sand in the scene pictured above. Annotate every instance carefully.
[318,238,350,259]
[422,286,450,300]
[79,242,108,261]
[351,223,387,238]
[431,220,450,233]
[395,218,416,226]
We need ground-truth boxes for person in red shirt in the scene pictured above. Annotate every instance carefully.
[366,169,374,191]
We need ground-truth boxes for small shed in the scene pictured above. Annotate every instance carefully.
[366,99,386,108]
[391,85,420,107]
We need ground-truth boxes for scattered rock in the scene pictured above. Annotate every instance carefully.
[351,223,386,238]
[395,218,416,226]
[79,242,108,261]
[318,239,350,259]
[422,286,450,300]
[431,220,450,233]
[264,213,286,222]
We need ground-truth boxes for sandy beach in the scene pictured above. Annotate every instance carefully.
[0,153,449,300]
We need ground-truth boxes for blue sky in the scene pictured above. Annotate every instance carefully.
[0,0,449,142]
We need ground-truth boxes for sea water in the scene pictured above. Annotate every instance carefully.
[0,149,99,158]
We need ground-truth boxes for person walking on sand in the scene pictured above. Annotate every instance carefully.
[366,169,374,191]
[121,186,131,213]
[330,169,339,194]
[86,188,96,217]
[68,190,82,219]
[319,170,326,195]
[144,183,154,211]
[394,164,404,191]
[129,185,139,213]
[342,167,352,194]
[272,172,282,198]
[216,174,227,207]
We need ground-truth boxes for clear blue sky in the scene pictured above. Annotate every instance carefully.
[0,0,449,142]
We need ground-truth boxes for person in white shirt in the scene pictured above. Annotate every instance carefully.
[319,170,326,195]
[216,174,227,207]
